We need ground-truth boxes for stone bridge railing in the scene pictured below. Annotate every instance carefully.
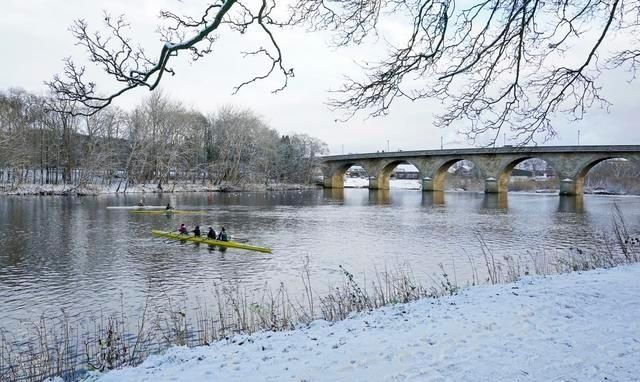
[320,145,640,195]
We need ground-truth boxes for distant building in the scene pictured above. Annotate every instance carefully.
[515,159,557,178]
[450,162,480,177]
[391,165,420,179]
[346,166,368,178]
[510,168,533,181]
[392,170,419,179]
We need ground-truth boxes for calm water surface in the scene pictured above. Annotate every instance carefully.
[1,189,639,332]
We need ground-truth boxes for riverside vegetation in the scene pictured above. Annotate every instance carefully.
[0,89,327,195]
[0,205,638,382]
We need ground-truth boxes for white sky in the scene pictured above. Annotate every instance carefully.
[1,0,639,154]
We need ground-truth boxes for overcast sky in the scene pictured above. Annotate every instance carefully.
[2,0,640,154]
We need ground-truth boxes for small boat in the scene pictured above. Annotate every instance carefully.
[130,210,205,215]
[107,205,166,210]
[151,230,272,253]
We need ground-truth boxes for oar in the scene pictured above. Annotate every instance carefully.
[163,230,182,243]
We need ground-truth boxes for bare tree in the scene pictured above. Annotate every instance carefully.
[77,108,126,187]
[1,87,327,191]
[295,0,640,145]
[210,106,266,185]
[296,0,640,145]
[48,0,640,145]
[585,158,640,193]
[47,1,293,116]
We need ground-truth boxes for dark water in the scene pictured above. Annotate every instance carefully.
[1,190,639,332]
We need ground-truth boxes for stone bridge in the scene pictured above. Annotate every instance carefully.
[320,145,640,195]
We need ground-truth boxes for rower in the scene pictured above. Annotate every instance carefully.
[193,225,201,237]
[178,224,188,235]
[165,203,174,210]
[217,227,229,241]
[207,227,217,240]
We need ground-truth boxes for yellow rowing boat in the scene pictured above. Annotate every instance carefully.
[151,230,272,253]
[130,210,205,215]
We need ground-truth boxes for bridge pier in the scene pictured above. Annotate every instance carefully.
[559,178,579,196]
[368,176,390,190]
[421,177,436,191]
[323,174,344,188]
[484,177,500,193]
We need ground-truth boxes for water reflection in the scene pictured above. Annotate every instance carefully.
[482,193,509,210]
[422,191,445,206]
[323,188,344,201]
[368,190,391,205]
[207,245,228,254]
[558,195,584,213]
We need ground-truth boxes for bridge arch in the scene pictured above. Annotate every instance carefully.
[322,162,373,189]
[426,158,483,191]
[572,156,640,195]
[370,159,423,190]
[494,157,561,194]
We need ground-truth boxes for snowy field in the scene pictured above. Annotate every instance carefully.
[83,264,640,382]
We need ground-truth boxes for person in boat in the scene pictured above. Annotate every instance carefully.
[137,199,145,207]
[178,224,188,235]
[165,203,173,211]
[217,227,229,241]
[193,225,201,237]
[207,227,217,240]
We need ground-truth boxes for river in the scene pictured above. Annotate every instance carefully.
[1,189,639,333]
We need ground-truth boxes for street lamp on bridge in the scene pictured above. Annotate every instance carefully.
[578,130,581,145]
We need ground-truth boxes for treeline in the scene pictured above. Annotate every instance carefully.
[0,89,327,191]
[583,159,640,194]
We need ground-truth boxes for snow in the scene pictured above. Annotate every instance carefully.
[84,264,640,382]
[344,178,421,189]
[0,183,217,196]
[343,177,370,188]
[389,179,421,189]
[0,182,317,196]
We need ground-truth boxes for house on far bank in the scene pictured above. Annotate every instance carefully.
[514,159,557,179]
[391,164,420,179]
[391,168,419,179]
[533,166,556,179]
[345,166,368,178]
[510,168,534,181]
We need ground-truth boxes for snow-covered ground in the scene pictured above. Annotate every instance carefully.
[344,178,421,189]
[0,183,218,195]
[0,182,317,196]
[84,264,640,382]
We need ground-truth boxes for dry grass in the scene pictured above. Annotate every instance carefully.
[0,262,455,382]
[475,203,639,281]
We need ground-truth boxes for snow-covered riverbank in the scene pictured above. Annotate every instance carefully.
[83,264,640,382]
[344,178,422,189]
[2,177,417,195]
[0,182,318,196]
